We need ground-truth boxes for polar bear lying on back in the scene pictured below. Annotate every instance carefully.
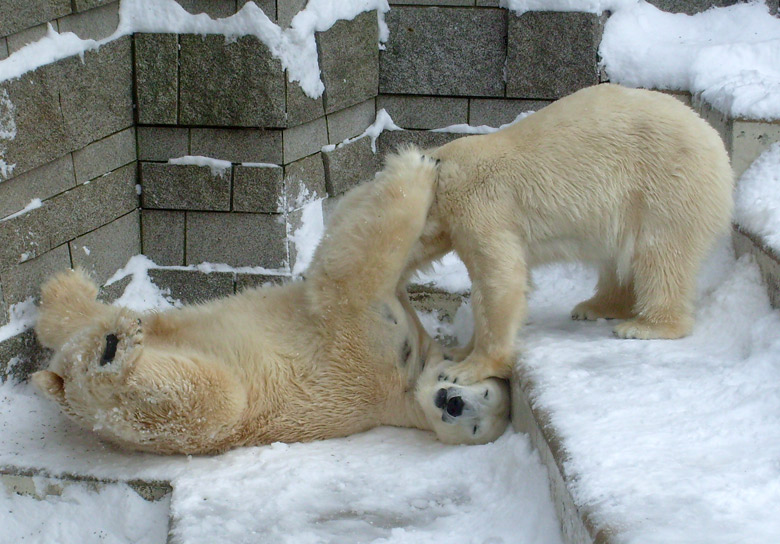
[31,154,510,455]
[399,84,733,385]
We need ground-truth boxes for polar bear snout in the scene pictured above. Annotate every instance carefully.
[435,387,465,418]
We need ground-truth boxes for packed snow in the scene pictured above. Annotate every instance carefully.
[734,142,780,254]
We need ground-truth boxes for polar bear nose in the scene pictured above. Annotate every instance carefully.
[446,396,464,417]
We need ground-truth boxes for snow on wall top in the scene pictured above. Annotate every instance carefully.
[0,0,390,98]
[599,1,780,120]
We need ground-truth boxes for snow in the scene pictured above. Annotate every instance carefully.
[519,240,780,543]
[734,142,780,254]
[432,110,535,135]
[0,482,169,544]
[600,1,780,120]
[287,199,325,276]
[500,0,636,16]
[169,155,232,177]
[323,108,402,153]
[0,298,38,343]
[0,377,561,544]
[0,198,42,221]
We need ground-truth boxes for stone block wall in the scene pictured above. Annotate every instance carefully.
[133,9,380,277]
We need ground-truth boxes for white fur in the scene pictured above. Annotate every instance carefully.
[393,84,733,384]
[31,152,509,454]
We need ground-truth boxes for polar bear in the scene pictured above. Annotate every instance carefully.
[394,84,733,385]
[31,153,510,454]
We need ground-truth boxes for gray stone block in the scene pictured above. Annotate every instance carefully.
[70,211,141,285]
[0,244,71,308]
[506,12,601,100]
[0,155,75,219]
[286,76,326,127]
[74,0,115,11]
[277,0,304,27]
[284,153,327,211]
[59,36,134,150]
[179,34,287,127]
[377,129,461,159]
[57,1,119,41]
[0,63,71,181]
[0,163,137,269]
[177,0,238,18]
[137,127,189,162]
[731,120,780,180]
[0,282,5,326]
[377,95,467,130]
[0,329,51,382]
[98,274,130,303]
[186,212,287,268]
[252,0,277,22]
[72,127,136,183]
[733,228,780,309]
[236,272,287,292]
[233,164,284,213]
[0,0,70,38]
[283,116,328,164]
[134,34,178,125]
[476,0,500,5]
[6,23,49,55]
[141,163,232,211]
[380,7,506,97]
[390,0,475,4]
[148,268,234,305]
[327,99,376,144]
[646,0,741,14]
[469,98,550,127]
[190,128,283,164]
[317,10,379,114]
[322,137,381,196]
[0,38,8,60]
[141,210,186,266]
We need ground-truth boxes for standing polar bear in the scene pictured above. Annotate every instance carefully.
[396,84,733,385]
[31,153,510,455]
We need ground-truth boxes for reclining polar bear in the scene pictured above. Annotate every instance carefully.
[31,153,510,455]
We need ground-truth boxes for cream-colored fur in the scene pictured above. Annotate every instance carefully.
[395,84,734,384]
[32,152,509,454]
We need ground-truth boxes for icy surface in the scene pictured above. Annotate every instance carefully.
[501,0,636,16]
[0,298,38,343]
[600,2,780,120]
[735,142,780,254]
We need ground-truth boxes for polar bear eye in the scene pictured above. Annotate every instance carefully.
[101,334,119,366]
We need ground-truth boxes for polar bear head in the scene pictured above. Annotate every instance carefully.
[415,356,511,445]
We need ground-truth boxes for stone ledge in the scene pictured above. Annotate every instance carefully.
[732,226,780,309]
[512,364,618,544]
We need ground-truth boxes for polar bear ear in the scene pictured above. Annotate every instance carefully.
[31,370,67,407]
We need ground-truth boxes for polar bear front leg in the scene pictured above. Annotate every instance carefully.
[441,231,528,385]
